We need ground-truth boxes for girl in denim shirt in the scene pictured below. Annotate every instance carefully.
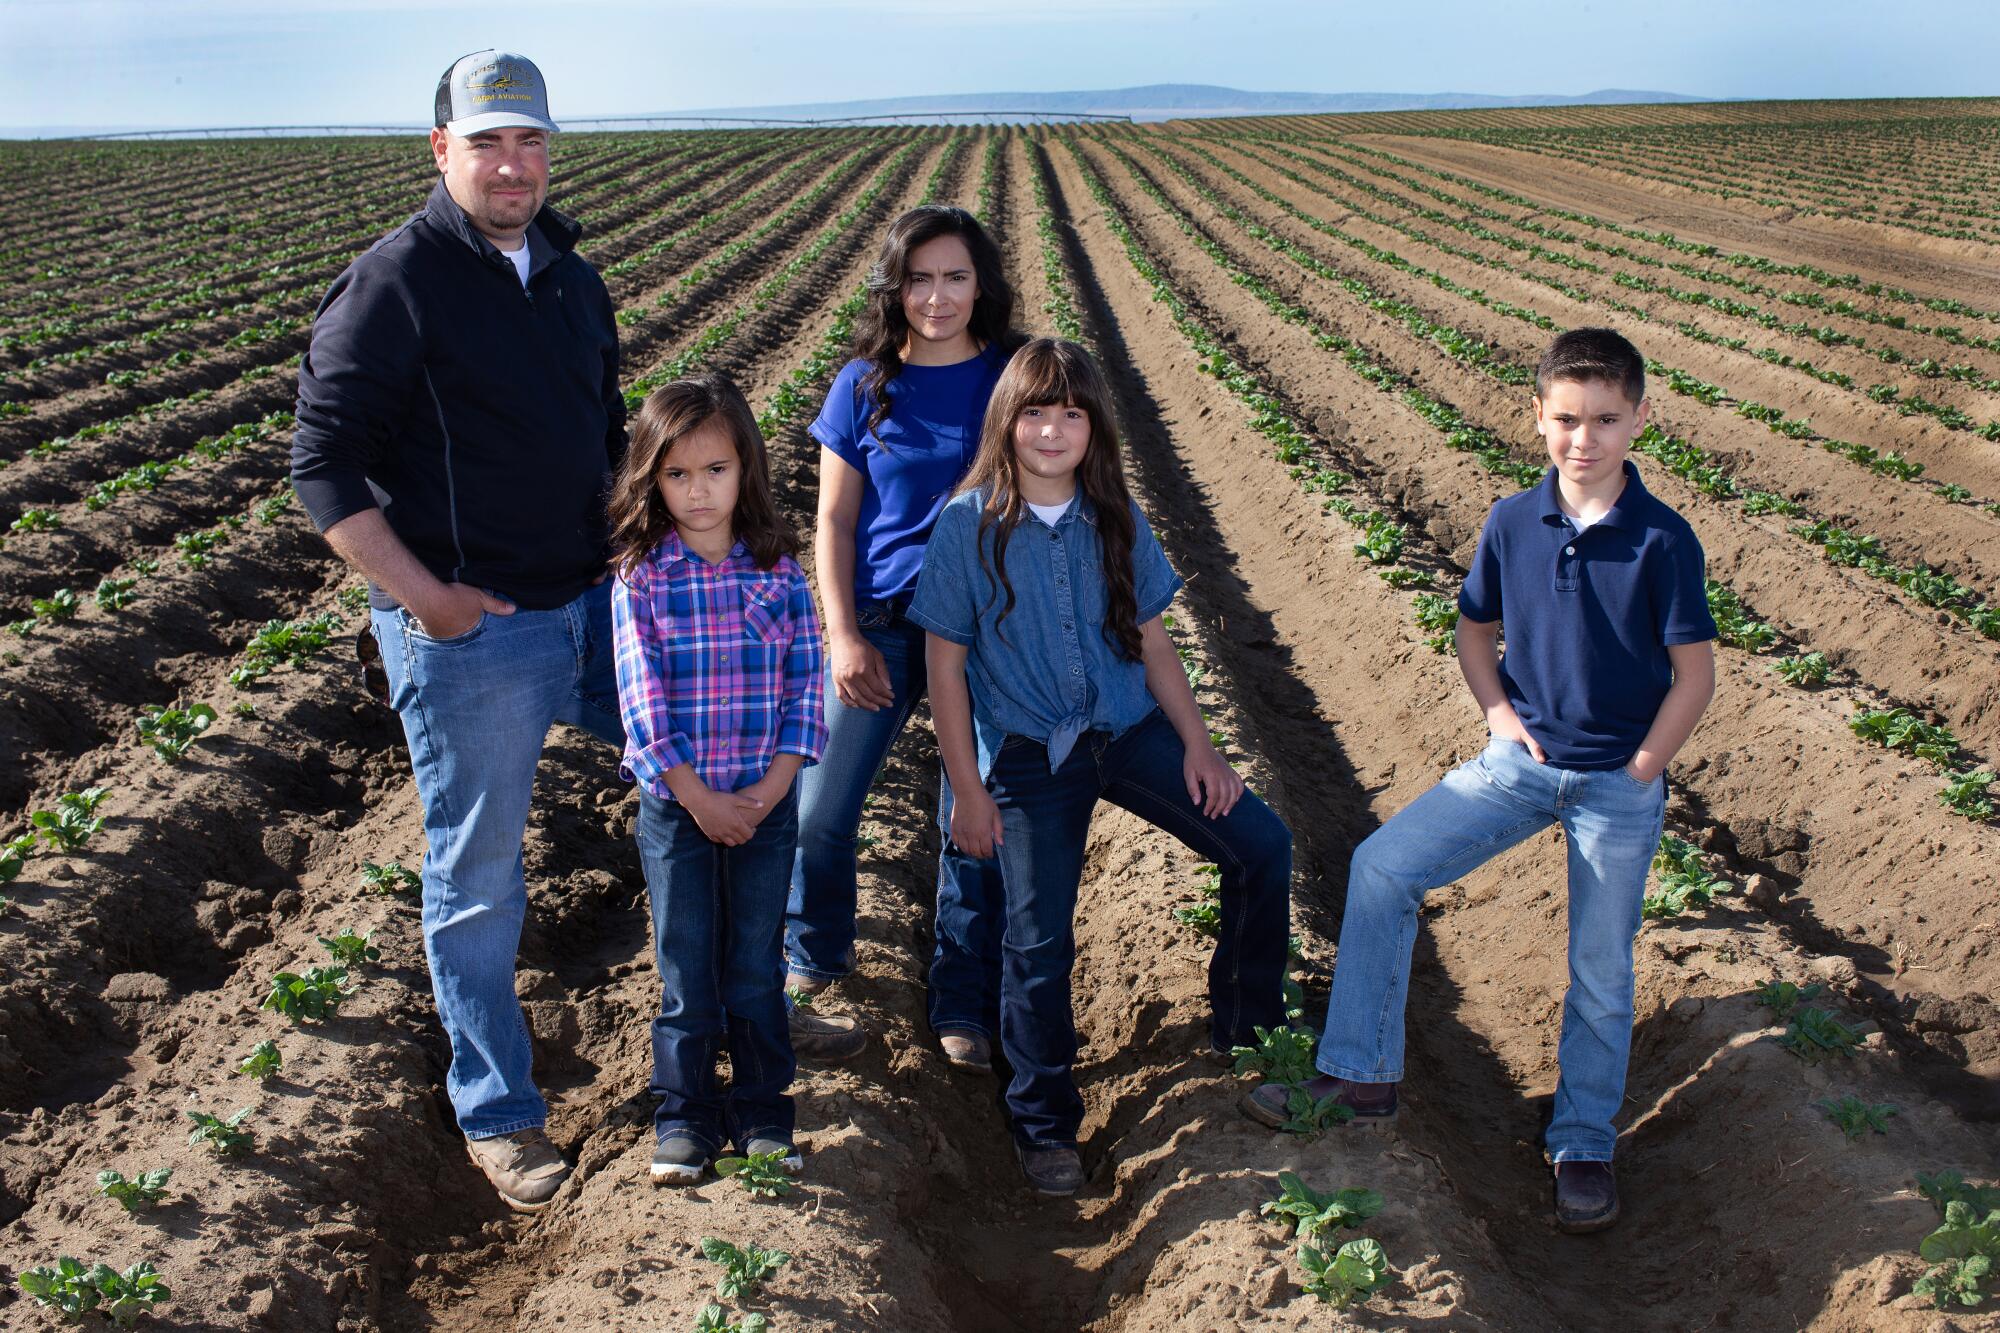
[909,339,1293,1197]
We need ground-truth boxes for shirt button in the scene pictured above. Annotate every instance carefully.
[1565,546,1576,555]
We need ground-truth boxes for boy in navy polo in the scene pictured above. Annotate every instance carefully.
[1242,328,1716,1233]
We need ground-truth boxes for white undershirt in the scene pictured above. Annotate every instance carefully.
[1567,511,1602,534]
[1027,499,1072,527]
[502,244,531,289]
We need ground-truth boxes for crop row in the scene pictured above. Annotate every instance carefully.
[1067,133,1997,818]
[1240,136,2000,426]
[1120,133,2000,629]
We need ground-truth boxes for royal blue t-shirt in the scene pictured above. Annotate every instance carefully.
[1457,461,1718,770]
[811,347,1011,603]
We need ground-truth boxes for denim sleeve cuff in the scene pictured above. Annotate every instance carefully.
[904,604,972,645]
[1137,576,1184,625]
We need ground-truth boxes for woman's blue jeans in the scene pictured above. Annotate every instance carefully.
[638,787,798,1152]
[987,710,1293,1148]
[1315,737,1667,1163]
[784,601,1005,1036]
[369,583,622,1140]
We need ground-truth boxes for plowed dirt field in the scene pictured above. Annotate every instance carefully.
[1,101,1996,1331]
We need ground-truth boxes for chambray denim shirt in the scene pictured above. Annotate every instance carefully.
[910,488,1183,777]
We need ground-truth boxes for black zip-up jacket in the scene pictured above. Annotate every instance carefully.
[291,178,625,611]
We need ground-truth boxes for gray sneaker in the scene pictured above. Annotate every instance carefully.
[938,1026,992,1072]
[466,1126,570,1212]
[650,1134,711,1186]
[1016,1142,1084,1197]
[742,1136,804,1175]
[789,1006,866,1063]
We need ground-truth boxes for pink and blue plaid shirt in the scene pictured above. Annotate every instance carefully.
[612,532,828,802]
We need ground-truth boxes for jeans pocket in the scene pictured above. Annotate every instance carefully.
[854,602,894,631]
[402,608,488,647]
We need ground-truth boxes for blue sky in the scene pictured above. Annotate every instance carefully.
[5,0,1994,131]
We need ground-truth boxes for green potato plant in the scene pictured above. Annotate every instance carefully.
[1914,1201,1999,1310]
[319,928,380,969]
[263,966,353,1024]
[236,1040,283,1081]
[185,1107,253,1156]
[135,702,217,763]
[32,788,108,853]
[0,831,36,882]
[1939,768,1996,821]
[31,588,79,623]
[1817,1095,1897,1139]
[701,1237,790,1301]
[96,1168,172,1214]
[1919,1171,2000,1218]
[693,1305,768,1333]
[1171,864,1222,937]
[1772,651,1831,687]
[17,1257,171,1326]
[1278,1085,1357,1138]
[1778,1006,1865,1062]
[1298,1236,1391,1309]
[1643,835,1729,919]
[713,1151,793,1199]
[1753,979,1825,1021]
[361,860,421,895]
[1231,1024,1317,1087]
[1261,1173,1384,1244]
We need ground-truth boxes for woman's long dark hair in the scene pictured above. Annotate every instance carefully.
[854,204,1022,438]
[954,338,1143,662]
[608,373,799,576]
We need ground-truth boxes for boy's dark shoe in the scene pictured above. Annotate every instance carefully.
[937,1026,992,1072]
[1240,1075,1398,1130]
[1552,1160,1619,1233]
[467,1126,570,1211]
[789,1007,867,1063]
[742,1136,805,1175]
[1016,1142,1084,1197]
[650,1134,711,1186]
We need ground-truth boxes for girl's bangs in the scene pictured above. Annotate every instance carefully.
[1010,349,1095,412]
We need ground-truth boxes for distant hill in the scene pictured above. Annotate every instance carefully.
[623,84,1709,125]
[2,85,1710,139]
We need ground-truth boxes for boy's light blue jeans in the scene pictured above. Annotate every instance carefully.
[371,582,622,1140]
[1317,737,1666,1163]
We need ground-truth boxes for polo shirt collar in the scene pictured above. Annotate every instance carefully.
[1536,459,1649,531]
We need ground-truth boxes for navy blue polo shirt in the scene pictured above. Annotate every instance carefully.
[1457,461,1717,769]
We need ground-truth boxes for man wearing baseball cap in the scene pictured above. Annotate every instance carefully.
[291,50,622,1212]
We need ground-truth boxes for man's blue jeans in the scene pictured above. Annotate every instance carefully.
[638,787,798,1152]
[1316,737,1667,1163]
[371,582,621,1140]
[784,600,1004,1035]
[987,710,1293,1148]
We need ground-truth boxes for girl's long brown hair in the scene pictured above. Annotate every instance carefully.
[954,338,1143,662]
[854,205,1023,438]
[608,373,799,576]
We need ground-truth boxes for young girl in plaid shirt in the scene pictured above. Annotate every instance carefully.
[608,374,829,1185]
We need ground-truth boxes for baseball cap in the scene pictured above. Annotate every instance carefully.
[434,51,559,136]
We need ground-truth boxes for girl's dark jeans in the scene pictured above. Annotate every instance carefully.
[986,709,1292,1148]
[638,786,799,1151]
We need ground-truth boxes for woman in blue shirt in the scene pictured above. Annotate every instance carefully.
[784,205,1025,1069]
